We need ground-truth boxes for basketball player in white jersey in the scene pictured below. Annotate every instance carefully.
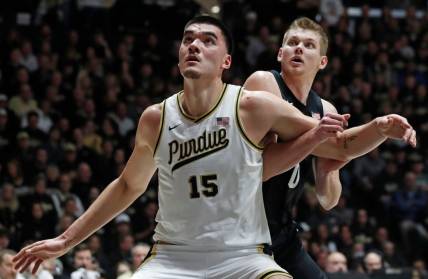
[13,16,415,279]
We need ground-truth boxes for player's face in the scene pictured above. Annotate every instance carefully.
[278,28,327,77]
[178,23,231,80]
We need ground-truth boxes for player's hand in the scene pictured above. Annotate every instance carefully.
[13,236,69,274]
[315,113,350,142]
[375,114,417,147]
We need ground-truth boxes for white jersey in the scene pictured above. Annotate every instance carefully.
[153,84,271,247]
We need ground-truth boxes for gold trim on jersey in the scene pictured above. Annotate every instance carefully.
[153,101,166,156]
[177,83,228,123]
[257,270,293,279]
[235,87,264,151]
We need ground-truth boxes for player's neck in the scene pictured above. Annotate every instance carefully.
[181,78,224,118]
[281,72,314,105]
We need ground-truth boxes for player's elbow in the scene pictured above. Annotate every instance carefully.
[317,194,340,211]
[320,198,339,211]
[117,175,141,196]
[329,150,352,162]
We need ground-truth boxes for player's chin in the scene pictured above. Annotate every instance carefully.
[285,66,305,74]
[182,69,202,79]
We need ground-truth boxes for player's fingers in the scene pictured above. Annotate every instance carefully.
[410,130,417,147]
[15,255,32,273]
[32,258,43,275]
[404,129,416,146]
[321,118,344,127]
[13,256,27,271]
[324,113,349,126]
[389,115,411,129]
[20,255,37,273]
[402,128,413,142]
[322,125,344,133]
[27,243,48,254]
[13,242,42,262]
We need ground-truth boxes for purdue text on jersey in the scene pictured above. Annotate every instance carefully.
[168,128,229,171]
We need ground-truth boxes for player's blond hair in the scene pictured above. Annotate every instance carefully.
[282,17,328,56]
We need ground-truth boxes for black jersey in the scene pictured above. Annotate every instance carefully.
[263,70,324,238]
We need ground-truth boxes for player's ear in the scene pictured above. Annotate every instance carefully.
[277,48,283,62]
[223,54,232,69]
[319,55,328,70]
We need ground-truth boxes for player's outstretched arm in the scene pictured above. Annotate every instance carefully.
[13,104,163,274]
[244,71,417,161]
[313,113,417,161]
[262,112,348,181]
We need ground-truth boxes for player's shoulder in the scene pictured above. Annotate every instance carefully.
[140,103,163,123]
[239,89,280,113]
[245,70,275,86]
[134,102,165,152]
[244,70,282,99]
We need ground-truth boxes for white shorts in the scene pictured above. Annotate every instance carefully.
[131,244,291,279]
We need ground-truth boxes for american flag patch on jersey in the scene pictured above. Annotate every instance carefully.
[216,117,230,127]
[311,112,321,120]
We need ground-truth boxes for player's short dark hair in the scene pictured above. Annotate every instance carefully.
[184,15,234,55]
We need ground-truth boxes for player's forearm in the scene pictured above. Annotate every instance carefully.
[315,169,342,210]
[314,119,386,161]
[60,177,143,249]
[263,128,320,181]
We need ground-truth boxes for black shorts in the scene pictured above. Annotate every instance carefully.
[271,222,328,279]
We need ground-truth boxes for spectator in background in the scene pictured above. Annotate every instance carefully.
[109,234,134,269]
[87,234,112,277]
[69,244,100,279]
[133,200,157,245]
[363,251,383,274]
[325,251,348,273]
[320,0,345,26]
[0,229,11,251]
[20,40,39,73]
[382,241,406,268]
[0,183,20,227]
[391,171,428,259]
[19,175,57,223]
[8,84,38,119]
[73,162,94,205]
[19,202,55,245]
[110,102,134,138]
[51,173,84,218]
[0,108,15,160]
[352,149,386,212]
[0,249,24,279]
[351,209,375,245]
[3,159,27,193]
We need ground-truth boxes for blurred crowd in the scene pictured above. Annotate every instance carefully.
[0,0,427,278]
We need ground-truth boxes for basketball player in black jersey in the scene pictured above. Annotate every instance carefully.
[244,17,416,279]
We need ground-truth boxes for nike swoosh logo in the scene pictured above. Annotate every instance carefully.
[168,123,182,131]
